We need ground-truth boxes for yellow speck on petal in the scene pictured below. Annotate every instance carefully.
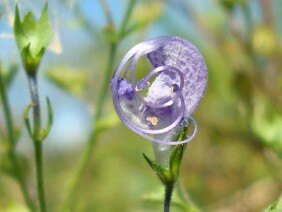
[146,116,158,126]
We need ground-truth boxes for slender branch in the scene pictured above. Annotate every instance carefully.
[0,68,36,211]
[100,0,114,27]
[62,44,117,210]
[164,183,174,212]
[61,1,137,209]
[0,69,15,147]
[119,0,137,38]
[27,75,46,212]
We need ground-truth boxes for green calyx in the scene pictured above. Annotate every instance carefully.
[14,3,51,75]
[143,125,189,186]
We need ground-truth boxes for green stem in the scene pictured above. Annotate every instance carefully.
[62,44,117,210]
[34,141,45,212]
[100,0,114,27]
[0,69,36,211]
[27,75,46,212]
[164,183,174,212]
[119,0,137,38]
[62,1,137,209]
[0,69,15,148]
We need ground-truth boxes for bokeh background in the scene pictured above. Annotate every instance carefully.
[0,0,282,211]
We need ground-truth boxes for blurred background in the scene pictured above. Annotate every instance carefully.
[0,0,282,211]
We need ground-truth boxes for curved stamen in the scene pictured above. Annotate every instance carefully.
[141,65,184,90]
[127,116,198,145]
[133,65,184,109]
[113,87,185,135]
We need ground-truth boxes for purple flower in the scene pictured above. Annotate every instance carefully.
[111,36,207,145]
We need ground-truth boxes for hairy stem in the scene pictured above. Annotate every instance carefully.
[164,183,174,212]
[0,68,36,211]
[28,75,46,212]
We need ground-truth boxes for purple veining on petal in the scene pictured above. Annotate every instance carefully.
[111,36,207,145]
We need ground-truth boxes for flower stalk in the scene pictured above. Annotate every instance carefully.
[0,67,36,211]
[27,75,46,212]
[164,183,174,212]
[13,4,52,211]
[111,36,207,211]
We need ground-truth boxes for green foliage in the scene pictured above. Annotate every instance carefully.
[14,3,51,75]
[265,194,282,212]
[251,95,282,158]
[143,125,189,185]
[0,64,18,88]
[95,112,120,134]
[46,67,87,96]
[127,1,164,36]
[143,153,172,184]
[23,97,53,142]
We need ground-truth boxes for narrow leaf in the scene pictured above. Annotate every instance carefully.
[143,153,171,184]
[264,194,282,212]
[23,103,34,138]
[40,97,53,141]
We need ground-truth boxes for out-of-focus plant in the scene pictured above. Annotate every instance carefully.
[13,3,52,212]
[0,62,35,211]
[60,0,142,210]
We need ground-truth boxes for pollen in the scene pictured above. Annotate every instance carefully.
[146,116,159,126]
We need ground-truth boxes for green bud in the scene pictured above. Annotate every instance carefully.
[14,3,51,75]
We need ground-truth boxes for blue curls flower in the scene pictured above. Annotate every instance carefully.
[111,36,207,145]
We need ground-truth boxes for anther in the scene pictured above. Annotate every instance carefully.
[135,79,150,91]
[146,116,158,126]
[171,84,180,92]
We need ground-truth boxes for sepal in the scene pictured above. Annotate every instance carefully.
[23,97,53,142]
[143,153,172,185]
[14,3,51,75]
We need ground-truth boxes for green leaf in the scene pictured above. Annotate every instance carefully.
[46,67,87,96]
[264,194,282,212]
[23,103,34,139]
[143,153,172,184]
[251,95,282,158]
[132,2,163,25]
[169,126,188,180]
[169,144,186,180]
[23,98,53,142]
[0,64,18,87]
[125,2,163,37]
[95,112,120,134]
[39,97,53,141]
[14,3,51,74]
